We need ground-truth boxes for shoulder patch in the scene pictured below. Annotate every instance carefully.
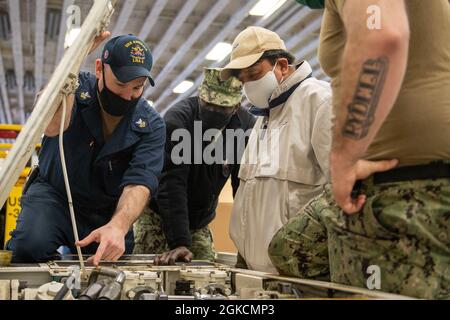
[131,116,152,133]
[76,72,97,104]
[136,118,147,129]
[80,91,92,100]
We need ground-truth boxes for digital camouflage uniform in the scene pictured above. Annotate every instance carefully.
[269,177,450,299]
[133,207,216,261]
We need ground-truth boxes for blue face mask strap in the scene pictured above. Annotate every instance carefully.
[248,61,300,117]
[268,73,313,109]
[275,60,295,84]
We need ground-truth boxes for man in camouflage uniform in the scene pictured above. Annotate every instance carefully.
[269,0,450,299]
[134,68,255,265]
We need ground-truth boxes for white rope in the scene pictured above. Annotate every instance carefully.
[59,82,85,272]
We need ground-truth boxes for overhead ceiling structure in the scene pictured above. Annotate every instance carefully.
[0,0,329,124]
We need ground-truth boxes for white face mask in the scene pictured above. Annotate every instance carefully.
[243,62,281,109]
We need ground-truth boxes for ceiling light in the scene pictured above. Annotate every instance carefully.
[173,81,194,94]
[206,42,232,61]
[249,0,287,17]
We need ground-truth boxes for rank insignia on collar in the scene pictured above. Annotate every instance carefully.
[136,118,147,128]
[80,91,91,100]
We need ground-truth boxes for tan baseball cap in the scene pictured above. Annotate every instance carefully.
[220,26,286,80]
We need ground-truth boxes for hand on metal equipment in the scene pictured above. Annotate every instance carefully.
[76,223,126,267]
[154,246,194,266]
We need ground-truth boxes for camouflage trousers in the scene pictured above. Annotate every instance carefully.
[133,207,216,261]
[268,178,450,299]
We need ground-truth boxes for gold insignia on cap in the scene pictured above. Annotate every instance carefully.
[130,45,146,64]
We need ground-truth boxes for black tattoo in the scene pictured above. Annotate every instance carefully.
[342,56,389,140]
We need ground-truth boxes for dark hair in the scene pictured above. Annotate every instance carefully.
[229,49,296,78]
[259,49,296,66]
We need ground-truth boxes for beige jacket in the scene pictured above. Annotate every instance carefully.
[230,61,333,273]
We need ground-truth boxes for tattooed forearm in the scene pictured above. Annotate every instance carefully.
[341,56,389,140]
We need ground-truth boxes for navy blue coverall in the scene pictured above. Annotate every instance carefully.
[7,72,166,262]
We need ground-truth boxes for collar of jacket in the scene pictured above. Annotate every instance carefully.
[249,61,313,117]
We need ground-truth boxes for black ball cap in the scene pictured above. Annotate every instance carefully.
[101,34,155,86]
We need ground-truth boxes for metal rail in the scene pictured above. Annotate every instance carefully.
[229,268,416,300]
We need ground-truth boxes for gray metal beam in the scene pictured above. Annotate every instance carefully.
[0,50,13,123]
[285,15,322,49]
[152,0,200,64]
[160,75,203,116]
[317,74,330,81]
[276,7,311,38]
[8,0,26,123]
[313,69,323,78]
[56,0,75,64]
[311,55,327,80]
[310,56,319,69]
[138,0,168,40]
[150,2,286,100]
[111,0,138,36]
[259,3,298,29]
[0,0,119,210]
[152,0,260,109]
[145,0,229,98]
[34,0,47,93]
[295,37,319,60]
[0,93,6,123]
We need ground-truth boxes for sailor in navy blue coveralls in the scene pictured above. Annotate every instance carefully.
[7,34,165,264]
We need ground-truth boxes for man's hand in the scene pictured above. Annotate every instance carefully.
[89,31,111,55]
[330,152,398,215]
[154,246,193,265]
[77,185,149,266]
[76,223,126,266]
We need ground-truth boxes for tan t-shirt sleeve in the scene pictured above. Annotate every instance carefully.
[328,0,346,14]
[322,0,450,165]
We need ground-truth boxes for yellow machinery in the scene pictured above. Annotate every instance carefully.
[0,125,40,246]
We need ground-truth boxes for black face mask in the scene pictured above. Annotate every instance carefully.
[198,100,235,131]
[97,65,141,117]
